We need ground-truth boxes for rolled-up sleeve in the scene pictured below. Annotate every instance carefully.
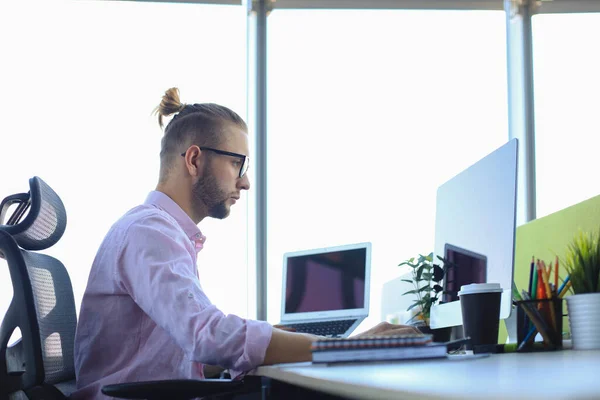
[117,215,273,373]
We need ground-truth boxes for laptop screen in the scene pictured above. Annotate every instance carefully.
[284,246,368,314]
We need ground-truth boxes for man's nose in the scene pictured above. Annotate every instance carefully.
[238,174,250,191]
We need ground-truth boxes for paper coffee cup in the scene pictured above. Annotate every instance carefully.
[459,283,503,349]
[458,283,503,296]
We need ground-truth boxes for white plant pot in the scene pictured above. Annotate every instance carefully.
[566,292,600,350]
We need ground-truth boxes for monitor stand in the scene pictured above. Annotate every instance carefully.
[450,325,464,341]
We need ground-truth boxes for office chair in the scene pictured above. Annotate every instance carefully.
[0,177,262,400]
[0,176,75,400]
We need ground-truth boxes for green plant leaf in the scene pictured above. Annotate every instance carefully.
[401,279,414,284]
[406,302,421,311]
[564,229,600,294]
[402,289,418,296]
[398,257,416,267]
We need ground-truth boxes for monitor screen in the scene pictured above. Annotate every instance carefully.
[430,138,518,329]
[284,247,367,314]
[442,244,487,303]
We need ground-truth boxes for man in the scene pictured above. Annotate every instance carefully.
[73,88,419,399]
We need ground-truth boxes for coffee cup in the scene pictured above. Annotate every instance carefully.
[458,283,503,350]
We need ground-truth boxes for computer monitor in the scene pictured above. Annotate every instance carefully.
[429,138,518,329]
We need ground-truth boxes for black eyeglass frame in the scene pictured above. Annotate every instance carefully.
[181,146,249,178]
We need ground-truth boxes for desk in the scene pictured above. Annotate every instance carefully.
[255,349,600,400]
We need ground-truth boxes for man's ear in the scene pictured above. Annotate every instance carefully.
[183,145,204,177]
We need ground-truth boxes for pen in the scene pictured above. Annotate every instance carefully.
[496,343,519,353]
[446,337,471,352]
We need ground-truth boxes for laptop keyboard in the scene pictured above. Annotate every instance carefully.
[283,319,357,337]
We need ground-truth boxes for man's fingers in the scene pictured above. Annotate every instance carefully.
[381,326,423,336]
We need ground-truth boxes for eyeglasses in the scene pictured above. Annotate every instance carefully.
[181,147,249,178]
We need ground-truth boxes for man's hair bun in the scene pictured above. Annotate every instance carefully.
[154,87,186,128]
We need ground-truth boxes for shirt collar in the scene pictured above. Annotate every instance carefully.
[144,191,206,250]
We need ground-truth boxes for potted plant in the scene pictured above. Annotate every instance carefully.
[563,229,600,350]
[398,252,454,342]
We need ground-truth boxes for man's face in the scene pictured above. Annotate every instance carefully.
[191,126,250,219]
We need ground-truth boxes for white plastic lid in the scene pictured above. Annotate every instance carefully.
[458,283,503,296]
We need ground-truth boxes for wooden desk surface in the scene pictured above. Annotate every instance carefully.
[255,349,600,400]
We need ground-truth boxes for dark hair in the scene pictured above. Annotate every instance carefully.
[153,87,248,181]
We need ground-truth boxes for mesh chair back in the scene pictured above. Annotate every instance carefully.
[22,251,76,384]
[0,177,75,398]
[0,177,67,251]
[0,231,43,395]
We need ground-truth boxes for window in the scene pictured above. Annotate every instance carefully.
[0,1,250,321]
[267,10,508,328]
[532,13,600,218]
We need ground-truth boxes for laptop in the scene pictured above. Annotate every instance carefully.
[278,242,371,338]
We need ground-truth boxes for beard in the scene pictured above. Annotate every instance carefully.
[192,164,231,219]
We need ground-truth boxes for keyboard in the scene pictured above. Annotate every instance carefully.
[282,319,357,337]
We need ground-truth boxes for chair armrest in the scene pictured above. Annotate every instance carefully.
[101,378,244,399]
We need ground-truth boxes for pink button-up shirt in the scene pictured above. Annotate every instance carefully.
[72,191,272,399]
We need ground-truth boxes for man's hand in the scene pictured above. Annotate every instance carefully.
[351,322,421,338]
[262,322,420,365]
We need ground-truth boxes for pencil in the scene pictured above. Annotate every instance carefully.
[513,284,523,301]
[528,256,535,298]
[559,281,572,298]
[518,301,554,347]
[555,255,559,292]
[517,325,538,351]
[536,260,545,305]
[540,260,557,331]
[531,264,538,300]
[557,275,570,295]
[540,260,552,299]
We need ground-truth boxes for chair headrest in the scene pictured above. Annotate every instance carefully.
[0,176,67,250]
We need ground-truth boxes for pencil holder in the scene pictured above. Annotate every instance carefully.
[515,298,563,351]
